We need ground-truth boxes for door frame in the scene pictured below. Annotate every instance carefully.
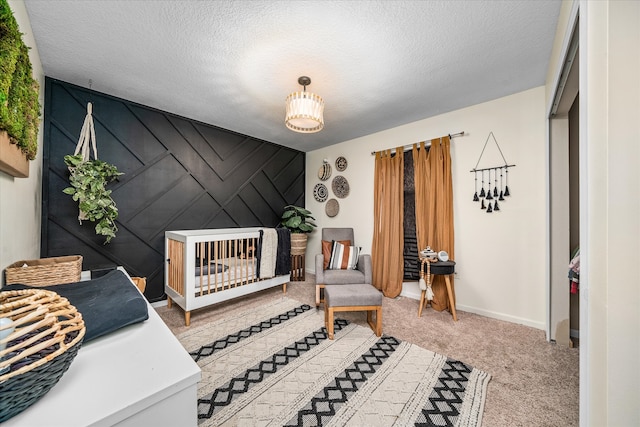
[545,0,585,424]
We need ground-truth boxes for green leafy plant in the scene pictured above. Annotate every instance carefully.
[280,205,316,233]
[0,0,40,160]
[63,154,123,244]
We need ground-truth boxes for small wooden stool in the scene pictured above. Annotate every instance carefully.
[324,284,383,339]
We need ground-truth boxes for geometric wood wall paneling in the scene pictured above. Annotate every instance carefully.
[41,78,305,302]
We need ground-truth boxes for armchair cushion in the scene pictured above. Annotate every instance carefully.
[322,239,351,269]
[322,268,367,285]
[328,241,361,270]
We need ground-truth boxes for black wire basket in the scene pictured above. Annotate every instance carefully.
[0,289,85,422]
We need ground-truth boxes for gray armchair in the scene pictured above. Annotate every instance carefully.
[315,227,372,307]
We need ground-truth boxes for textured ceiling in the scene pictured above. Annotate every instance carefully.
[23,0,561,152]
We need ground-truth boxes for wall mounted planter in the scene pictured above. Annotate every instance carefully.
[0,131,29,178]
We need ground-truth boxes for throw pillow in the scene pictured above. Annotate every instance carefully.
[328,240,361,270]
[322,239,351,269]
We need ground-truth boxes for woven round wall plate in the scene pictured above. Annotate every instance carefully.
[313,183,328,202]
[332,175,349,198]
[325,199,339,217]
[318,163,332,181]
[335,156,348,171]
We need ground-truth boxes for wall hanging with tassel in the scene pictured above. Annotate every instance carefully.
[471,131,515,213]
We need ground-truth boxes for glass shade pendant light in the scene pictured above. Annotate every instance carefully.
[285,76,324,133]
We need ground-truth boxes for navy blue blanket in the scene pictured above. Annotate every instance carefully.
[275,228,291,275]
[4,270,148,343]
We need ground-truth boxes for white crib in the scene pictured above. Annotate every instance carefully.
[165,228,290,326]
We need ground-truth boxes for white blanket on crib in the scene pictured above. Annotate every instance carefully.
[259,229,277,278]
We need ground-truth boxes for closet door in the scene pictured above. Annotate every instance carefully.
[547,25,579,346]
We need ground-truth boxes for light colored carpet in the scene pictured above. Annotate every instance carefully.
[156,275,579,427]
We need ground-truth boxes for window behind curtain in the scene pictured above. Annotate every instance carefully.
[403,150,420,280]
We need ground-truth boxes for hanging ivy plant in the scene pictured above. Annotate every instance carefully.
[63,154,123,244]
[0,0,40,160]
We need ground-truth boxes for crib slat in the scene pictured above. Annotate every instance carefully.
[228,239,232,290]
[198,242,203,296]
[206,241,211,295]
[246,237,249,285]
[206,242,211,294]
[253,236,257,283]
[241,238,246,286]
[214,240,219,292]
[234,239,239,288]
[245,238,250,285]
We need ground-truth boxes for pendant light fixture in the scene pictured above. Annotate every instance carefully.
[285,76,324,133]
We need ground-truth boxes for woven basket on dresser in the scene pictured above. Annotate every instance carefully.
[4,255,82,287]
[0,289,86,422]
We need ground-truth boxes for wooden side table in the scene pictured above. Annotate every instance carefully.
[419,259,457,321]
[290,254,305,281]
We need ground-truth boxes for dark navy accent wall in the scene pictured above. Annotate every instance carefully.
[41,78,305,301]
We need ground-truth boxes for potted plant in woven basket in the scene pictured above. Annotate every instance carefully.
[280,205,316,256]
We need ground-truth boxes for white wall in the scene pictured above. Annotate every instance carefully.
[580,1,640,425]
[306,87,547,329]
[0,1,45,283]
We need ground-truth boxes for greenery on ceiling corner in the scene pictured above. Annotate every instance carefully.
[63,154,123,244]
[0,0,41,160]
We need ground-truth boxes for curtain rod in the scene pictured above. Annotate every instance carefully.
[370,131,465,156]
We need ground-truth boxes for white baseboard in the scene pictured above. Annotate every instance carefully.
[400,281,422,300]
[151,300,168,308]
[400,281,545,331]
[455,304,545,330]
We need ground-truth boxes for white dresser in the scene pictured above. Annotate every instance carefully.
[3,271,201,427]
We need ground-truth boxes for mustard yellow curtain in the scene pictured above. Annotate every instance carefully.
[372,148,404,297]
[413,136,455,311]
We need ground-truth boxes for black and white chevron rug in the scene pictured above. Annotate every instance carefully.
[177,298,490,427]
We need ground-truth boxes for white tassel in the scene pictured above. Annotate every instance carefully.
[426,286,434,301]
[419,277,427,291]
[71,102,98,223]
